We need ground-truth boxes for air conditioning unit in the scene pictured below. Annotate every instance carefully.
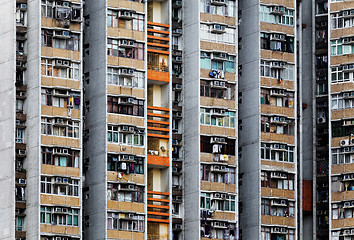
[56,177,62,183]
[122,126,129,131]
[56,236,62,240]
[271,227,281,233]
[341,139,350,146]
[62,208,68,213]
[63,149,69,154]
[317,117,326,123]
[351,229,354,234]
[176,196,183,201]
[221,194,226,199]
[211,0,226,5]
[20,4,27,9]
[343,229,351,235]
[213,222,220,227]
[128,185,135,190]
[63,178,69,184]
[54,207,62,213]
[211,24,226,33]
[281,200,287,205]
[128,98,134,103]
[212,165,221,171]
[128,213,135,218]
[175,84,182,90]
[18,179,26,184]
[220,165,226,171]
[175,224,182,229]
[175,1,182,6]
[344,202,351,207]
[175,56,182,61]
[174,28,182,34]
[119,11,133,19]
[214,193,221,198]
[55,59,70,68]
[18,149,26,155]
[129,127,134,132]
[273,144,280,149]
[172,167,178,173]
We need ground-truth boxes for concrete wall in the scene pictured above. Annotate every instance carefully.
[26,0,42,238]
[0,0,15,239]
[238,0,261,239]
[183,0,201,239]
[83,1,108,239]
[300,0,314,239]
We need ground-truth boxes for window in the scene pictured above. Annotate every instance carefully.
[107,183,144,203]
[331,66,353,83]
[332,148,354,165]
[261,116,295,135]
[107,39,144,60]
[107,125,144,147]
[15,216,25,231]
[200,108,236,128]
[107,96,144,117]
[107,154,144,174]
[332,202,354,220]
[261,171,295,190]
[41,29,80,51]
[200,164,236,184]
[200,0,236,17]
[200,136,236,155]
[200,81,236,100]
[41,147,80,168]
[200,24,236,44]
[41,58,80,80]
[107,68,145,88]
[200,192,236,212]
[16,128,25,143]
[332,92,354,110]
[41,176,79,196]
[261,198,295,217]
[260,88,294,108]
[41,0,53,18]
[41,88,80,109]
[261,60,294,81]
[200,52,235,73]
[107,212,144,232]
[261,33,294,53]
[41,117,80,138]
[261,143,295,163]
[260,5,294,26]
[332,175,354,192]
[331,10,354,29]
[40,206,79,226]
[331,39,354,56]
[107,10,144,31]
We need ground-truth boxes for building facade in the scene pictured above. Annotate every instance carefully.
[2,0,354,240]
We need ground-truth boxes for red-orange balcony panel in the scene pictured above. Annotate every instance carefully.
[147,22,170,28]
[147,70,170,82]
[147,218,170,223]
[147,155,169,167]
[147,133,169,139]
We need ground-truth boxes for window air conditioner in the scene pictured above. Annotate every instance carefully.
[128,98,134,103]
[20,4,27,9]
[175,224,182,229]
[211,0,226,5]
[55,207,62,213]
[19,149,26,155]
[119,11,133,19]
[341,139,350,146]
[214,193,221,198]
[344,229,351,235]
[128,185,135,190]
[18,179,26,184]
[56,177,62,183]
[344,202,351,207]
[63,178,69,184]
[175,56,182,61]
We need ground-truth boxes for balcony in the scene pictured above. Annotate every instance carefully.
[147,22,170,83]
[147,190,170,224]
[147,106,170,139]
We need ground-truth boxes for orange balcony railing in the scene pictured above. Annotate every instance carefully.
[147,106,170,139]
[147,190,170,224]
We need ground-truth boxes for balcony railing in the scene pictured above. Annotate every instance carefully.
[147,190,170,224]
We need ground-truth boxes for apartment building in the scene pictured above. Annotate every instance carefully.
[238,0,298,239]
[327,1,354,239]
[0,0,85,239]
[183,1,238,240]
